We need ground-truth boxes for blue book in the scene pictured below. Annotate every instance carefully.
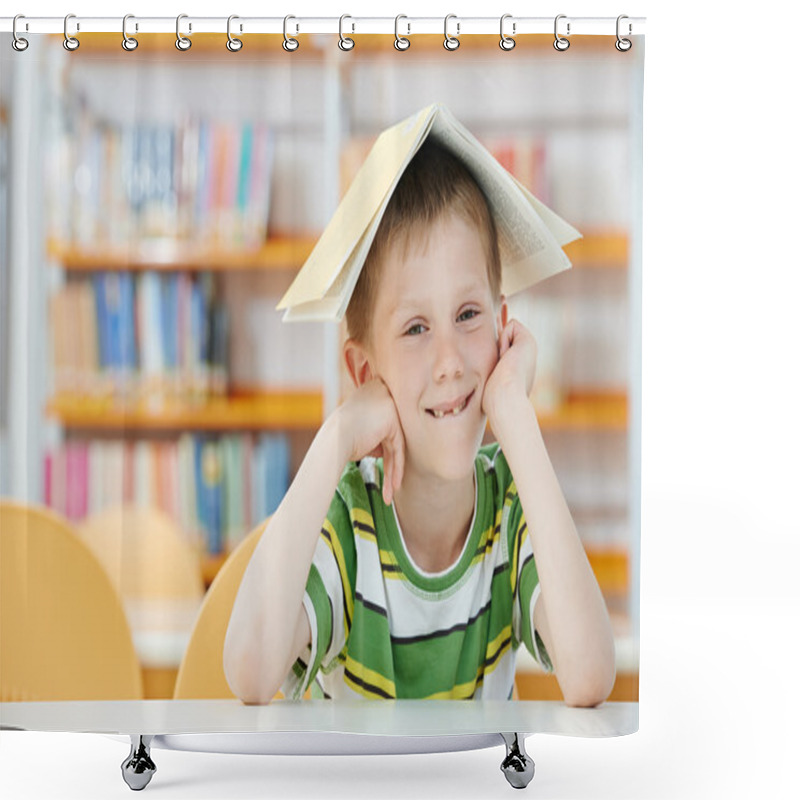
[118,272,137,375]
[105,273,123,388]
[93,274,109,370]
[265,434,290,517]
[198,438,223,555]
[237,123,253,217]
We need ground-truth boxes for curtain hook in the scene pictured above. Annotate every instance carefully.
[176,14,192,51]
[227,15,243,51]
[394,15,410,51]
[283,15,299,51]
[499,14,516,51]
[12,15,29,52]
[554,14,570,51]
[338,14,355,51]
[122,14,139,51]
[616,15,632,51]
[63,13,80,51]
[443,14,460,51]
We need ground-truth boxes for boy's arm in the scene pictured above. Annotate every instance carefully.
[485,320,616,708]
[223,378,405,704]
[223,411,349,704]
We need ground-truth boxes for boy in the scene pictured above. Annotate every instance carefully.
[224,139,615,706]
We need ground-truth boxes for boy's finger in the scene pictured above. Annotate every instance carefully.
[382,439,394,506]
[393,427,405,493]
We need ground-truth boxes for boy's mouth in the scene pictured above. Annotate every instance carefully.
[426,390,474,419]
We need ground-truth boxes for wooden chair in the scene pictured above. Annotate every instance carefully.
[77,505,205,698]
[0,501,143,701]
[173,520,269,699]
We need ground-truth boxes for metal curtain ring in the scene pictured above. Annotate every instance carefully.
[499,14,515,51]
[616,15,632,51]
[338,14,355,51]
[443,14,460,51]
[227,15,243,51]
[122,14,138,51]
[176,14,192,50]
[283,15,299,51]
[12,15,29,52]
[394,15,410,51]
[554,14,570,51]
[63,13,80,51]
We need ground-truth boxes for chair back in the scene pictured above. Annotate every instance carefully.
[173,520,268,699]
[77,505,204,637]
[0,501,143,701]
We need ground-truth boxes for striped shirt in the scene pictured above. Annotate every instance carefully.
[282,442,552,701]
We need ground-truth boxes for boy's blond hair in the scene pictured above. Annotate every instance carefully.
[346,139,502,346]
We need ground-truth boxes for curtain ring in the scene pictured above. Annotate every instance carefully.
[12,15,29,52]
[283,15,299,51]
[63,13,80,51]
[394,15,410,51]
[616,15,632,51]
[227,15,243,51]
[338,14,355,51]
[443,14,460,51]
[499,14,515,51]
[122,15,139,51]
[554,14,570,51]
[176,14,192,51]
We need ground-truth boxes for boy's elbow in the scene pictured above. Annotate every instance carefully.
[223,632,282,705]
[561,663,616,708]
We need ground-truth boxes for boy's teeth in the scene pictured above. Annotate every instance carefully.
[432,398,467,418]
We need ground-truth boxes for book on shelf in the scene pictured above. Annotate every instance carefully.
[46,108,276,247]
[49,272,230,404]
[43,433,291,557]
[277,103,580,323]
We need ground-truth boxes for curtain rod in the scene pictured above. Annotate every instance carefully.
[1,16,646,37]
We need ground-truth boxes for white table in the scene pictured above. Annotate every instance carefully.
[0,699,637,791]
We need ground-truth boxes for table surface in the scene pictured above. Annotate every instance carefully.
[0,699,637,739]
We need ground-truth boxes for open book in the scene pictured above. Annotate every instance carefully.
[277,104,581,323]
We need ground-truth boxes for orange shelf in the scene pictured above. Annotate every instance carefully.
[49,232,627,272]
[48,236,317,273]
[537,391,627,431]
[585,547,629,595]
[564,230,629,268]
[54,32,619,57]
[46,390,323,431]
[343,34,621,55]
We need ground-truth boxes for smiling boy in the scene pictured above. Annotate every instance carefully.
[224,139,615,705]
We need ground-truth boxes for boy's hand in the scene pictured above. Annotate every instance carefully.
[482,318,538,427]
[338,378,406,506]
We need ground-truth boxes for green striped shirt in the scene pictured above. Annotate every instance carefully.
[282,443,552,701]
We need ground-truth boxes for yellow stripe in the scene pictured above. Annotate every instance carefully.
[322,518,353,633]
[425,679,479,700]
[486,624,512,662]
[344,657,397,699]
[351,507,377,540]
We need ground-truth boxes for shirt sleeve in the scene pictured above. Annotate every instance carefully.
[280,472,357,699]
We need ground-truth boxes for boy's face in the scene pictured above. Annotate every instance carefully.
[361,212,503,483]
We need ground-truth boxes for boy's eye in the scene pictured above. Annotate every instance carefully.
[458,309,479,322]
[404,323,426,336]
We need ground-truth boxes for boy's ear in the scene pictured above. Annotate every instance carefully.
[343,338,374,388]
[497,297,508,332]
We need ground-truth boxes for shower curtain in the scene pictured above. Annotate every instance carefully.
[1,19,642,732]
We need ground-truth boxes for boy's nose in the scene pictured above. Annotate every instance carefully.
[433,332,464,382]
